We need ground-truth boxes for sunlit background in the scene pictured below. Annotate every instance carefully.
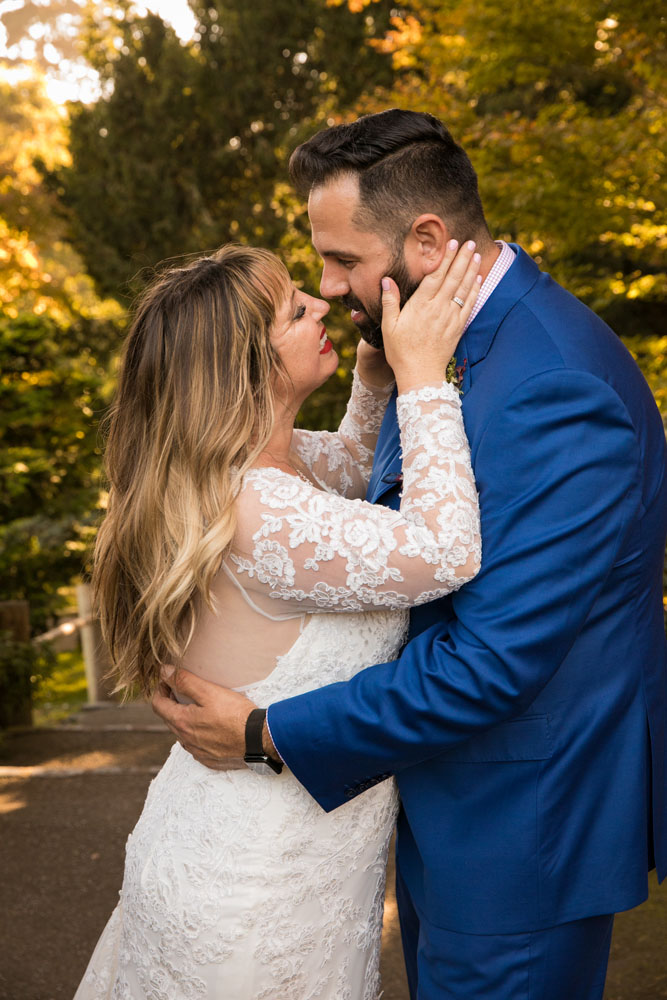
[0,0,196,102]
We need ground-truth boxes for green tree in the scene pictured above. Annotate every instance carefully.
[364,0,666,339]
[50,0,395,301]
[0,77,122,630]
[0,313,113,629]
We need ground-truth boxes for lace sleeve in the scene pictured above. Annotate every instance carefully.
[230,381,481,612]
[291,369,394,498]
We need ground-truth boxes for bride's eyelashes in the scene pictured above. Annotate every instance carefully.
[293,304,307,321]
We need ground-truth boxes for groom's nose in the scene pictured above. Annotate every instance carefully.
[319,262,350,300]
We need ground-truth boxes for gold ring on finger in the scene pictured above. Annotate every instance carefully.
[452,295,465,308]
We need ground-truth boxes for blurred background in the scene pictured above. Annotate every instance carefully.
[0,2,665,997]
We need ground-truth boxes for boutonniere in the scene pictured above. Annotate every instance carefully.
[446,356,468,394]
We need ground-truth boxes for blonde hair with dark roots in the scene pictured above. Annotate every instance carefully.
[93,245,291,697]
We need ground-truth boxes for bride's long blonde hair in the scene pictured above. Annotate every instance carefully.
[93,245,291,696]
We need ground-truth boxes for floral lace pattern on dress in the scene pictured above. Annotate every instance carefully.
[231,381,481,612]
[292,370,395,498]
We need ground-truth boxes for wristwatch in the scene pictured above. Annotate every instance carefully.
[244,708,283,775]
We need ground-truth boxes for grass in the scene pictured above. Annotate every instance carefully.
[32,648,88,726]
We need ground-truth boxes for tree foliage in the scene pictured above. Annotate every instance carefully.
[0,77,122,630]
[0,312,113,626]
[361,0,666,336]
[49,0,394,300]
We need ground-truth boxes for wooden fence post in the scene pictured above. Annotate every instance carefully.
[76,583,118,704]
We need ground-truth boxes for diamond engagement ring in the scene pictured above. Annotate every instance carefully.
[452,295,465,308]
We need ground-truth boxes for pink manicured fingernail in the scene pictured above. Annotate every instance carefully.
[381,277,390,291]
[467,240,476,250]
[473,252,481,264]
[448,239,458,250]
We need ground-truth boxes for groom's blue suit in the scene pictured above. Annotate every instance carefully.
[268,247,667,991]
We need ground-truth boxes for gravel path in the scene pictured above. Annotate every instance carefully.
[0,703,665,999]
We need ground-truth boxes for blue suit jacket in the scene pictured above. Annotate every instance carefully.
[269,246,667,933]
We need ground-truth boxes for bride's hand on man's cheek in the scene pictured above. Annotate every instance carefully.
[151,666,253,771]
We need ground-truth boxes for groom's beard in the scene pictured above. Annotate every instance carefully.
[342,249,420,350]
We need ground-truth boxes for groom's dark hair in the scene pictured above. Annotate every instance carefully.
[289,108,490,248]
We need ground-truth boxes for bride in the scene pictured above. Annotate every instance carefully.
[75,239,481,999]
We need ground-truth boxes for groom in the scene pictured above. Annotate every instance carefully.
[153,110,667,997]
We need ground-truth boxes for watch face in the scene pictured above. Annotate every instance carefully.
[245,760,277,777]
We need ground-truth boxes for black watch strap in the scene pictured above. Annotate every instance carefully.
[244,708,283,774]
[245,708,267,756]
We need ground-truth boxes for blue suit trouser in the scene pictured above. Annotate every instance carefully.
[396,865,614,1000]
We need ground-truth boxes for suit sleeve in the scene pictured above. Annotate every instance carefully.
[267,370,642,811]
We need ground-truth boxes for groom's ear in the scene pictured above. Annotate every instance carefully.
[407,214,450,275]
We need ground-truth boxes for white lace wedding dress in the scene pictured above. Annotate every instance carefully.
[74,374,480,1000]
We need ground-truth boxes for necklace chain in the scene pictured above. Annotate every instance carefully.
[293,466,311,485]
[261,449,312,486]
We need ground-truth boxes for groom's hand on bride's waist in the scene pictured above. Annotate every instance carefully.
[151,666,277,771]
